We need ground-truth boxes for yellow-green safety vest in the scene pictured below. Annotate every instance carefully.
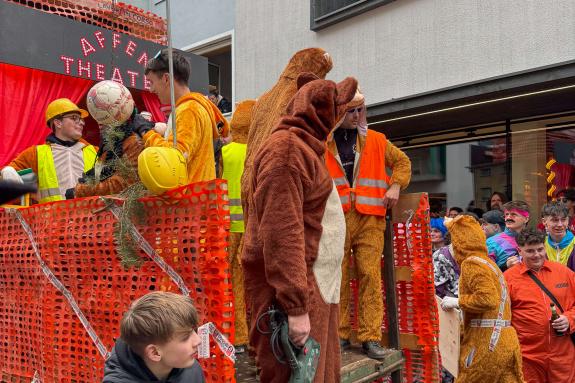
[222,142,246,233]
[37,144,97,203]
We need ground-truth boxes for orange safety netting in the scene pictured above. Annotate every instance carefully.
[0,180,235,383]
[349,194,441,382]
[6,0,167,44]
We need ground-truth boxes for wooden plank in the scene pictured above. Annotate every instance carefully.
[436,296,461,377]
[395,266,412,282]
[391,193,425,224]
[235,348,404,383]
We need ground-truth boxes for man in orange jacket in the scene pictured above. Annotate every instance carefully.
[138,49,229,183]
[327,89,411,359]
[505,228,575,383]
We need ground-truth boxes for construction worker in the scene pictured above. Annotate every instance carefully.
[137,49,229,183]
[327,89,411,359]
[220,99,255,352]
[0,98,97,203]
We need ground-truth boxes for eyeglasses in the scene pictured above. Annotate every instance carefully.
[559,197,570,203]
[60,114,84,123]
[347,107,363,114]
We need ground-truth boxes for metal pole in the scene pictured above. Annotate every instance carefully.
[165,0,177,149]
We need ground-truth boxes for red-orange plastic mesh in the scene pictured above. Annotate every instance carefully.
[6,0,167,44]
[0,180,234,383]
[349,194,441,382]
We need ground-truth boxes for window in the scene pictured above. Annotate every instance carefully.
[310,0,396,31]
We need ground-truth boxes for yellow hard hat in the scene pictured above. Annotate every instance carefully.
[45,98,89,125]
[138,147,188,195]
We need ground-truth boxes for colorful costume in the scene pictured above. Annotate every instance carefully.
[487,228,519,270]
[142,93,229,183]
[221,100,256,347]
[444,216,524,383]
[327,95,411,346]
[7,135,97,203]
[242,74,357,382]
[433,244,459,298]
[545,231,575,271]
[241,48,333,211]
[505,260,575,383]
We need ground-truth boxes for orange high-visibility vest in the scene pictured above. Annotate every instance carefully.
[325,130,390,216]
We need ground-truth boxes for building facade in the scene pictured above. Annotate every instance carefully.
[232,0,575,216]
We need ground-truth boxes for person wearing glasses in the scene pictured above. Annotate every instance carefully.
[136,49,229,183]
[0,98,97,204]
[326,88,411,359]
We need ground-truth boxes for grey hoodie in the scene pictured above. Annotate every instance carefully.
[102,339,205,383]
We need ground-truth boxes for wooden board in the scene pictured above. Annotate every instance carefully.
[436,296,461,377]
[234,347,404,383]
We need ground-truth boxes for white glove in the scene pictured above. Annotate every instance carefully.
[1,166,23,184]
[441,296,459,311]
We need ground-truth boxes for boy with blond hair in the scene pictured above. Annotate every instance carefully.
[103,292,205,382]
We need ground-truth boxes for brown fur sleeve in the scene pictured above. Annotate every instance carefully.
[458,261,500,313]
[254,166,310,316]
[385,141,411,189]
[75,135,142,198]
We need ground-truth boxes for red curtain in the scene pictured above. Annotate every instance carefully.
[0,63,95,166]
[141,91,167,123]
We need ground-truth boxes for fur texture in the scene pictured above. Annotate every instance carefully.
[446,215,524,383]
[242,74,356,382]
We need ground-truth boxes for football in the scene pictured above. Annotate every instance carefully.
[86,80,134,127]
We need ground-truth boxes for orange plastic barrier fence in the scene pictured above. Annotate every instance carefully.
[349,194,441,382]
[0,180,235,383]
[6,0,167,44]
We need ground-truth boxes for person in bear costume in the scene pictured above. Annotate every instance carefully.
[241,73,357,382]
[442,215,524,383]
[220,99,256,351]
[241,47,333,215]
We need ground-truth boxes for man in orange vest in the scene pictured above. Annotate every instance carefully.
[326,89,411,359]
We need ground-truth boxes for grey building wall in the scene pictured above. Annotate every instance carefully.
[235,0,575,104]
[121,0,235,48]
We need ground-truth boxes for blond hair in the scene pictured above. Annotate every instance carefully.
[120,292,199,355]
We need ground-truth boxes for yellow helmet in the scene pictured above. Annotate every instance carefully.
[45,98,89,125]
[138,147,188,195]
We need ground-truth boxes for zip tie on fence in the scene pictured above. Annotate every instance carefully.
[31,370,41,383]
[197,322,236,363]
[7,208,111,360]
[104,199,191,297]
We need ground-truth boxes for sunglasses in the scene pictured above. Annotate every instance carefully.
[559,197,570,203]
[347,107,363,114]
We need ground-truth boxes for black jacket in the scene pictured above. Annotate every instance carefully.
[102,339,205,383]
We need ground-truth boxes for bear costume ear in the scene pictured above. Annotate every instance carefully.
[296,72,320,90]
[335,77,358,106]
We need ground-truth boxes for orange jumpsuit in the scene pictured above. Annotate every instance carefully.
[504,261,575,383]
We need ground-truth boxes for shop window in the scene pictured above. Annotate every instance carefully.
[310,0,395,31]
[511,113,575,220]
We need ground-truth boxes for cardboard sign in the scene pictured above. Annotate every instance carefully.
[436,295,461,377]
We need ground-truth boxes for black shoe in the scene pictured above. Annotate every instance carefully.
[340,338,351,350]
[362,341,390,360]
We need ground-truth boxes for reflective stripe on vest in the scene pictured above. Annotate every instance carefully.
[221,142,246,233]
[37,144,97,203]
[467,256,509,352]
[325,130,391,216]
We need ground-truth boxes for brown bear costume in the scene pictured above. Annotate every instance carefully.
[241,74,357,382]
[241,47,333,213]
[444,215,524,383]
